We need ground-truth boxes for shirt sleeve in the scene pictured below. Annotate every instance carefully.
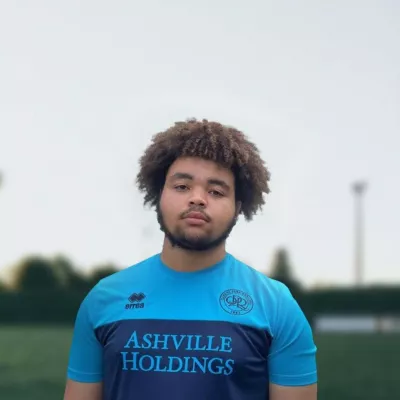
[67,290,103,383]
[268,283,317,386]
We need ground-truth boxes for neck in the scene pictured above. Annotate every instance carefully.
[160,238,226,272]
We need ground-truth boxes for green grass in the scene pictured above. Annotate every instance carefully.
[316,333,398,400]
[0,326,72,400]
[0,326,398,399]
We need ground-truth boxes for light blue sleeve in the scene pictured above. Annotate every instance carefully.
[268,283,317,386]
[67,290,103,383]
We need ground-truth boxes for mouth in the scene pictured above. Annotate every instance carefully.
[182,211,209,225]
[184,211,208,221]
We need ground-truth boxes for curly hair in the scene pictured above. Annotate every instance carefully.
[136,118,271,221]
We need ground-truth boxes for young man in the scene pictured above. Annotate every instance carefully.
[64,119,318,400]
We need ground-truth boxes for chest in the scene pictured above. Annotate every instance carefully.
[96,318,270,379]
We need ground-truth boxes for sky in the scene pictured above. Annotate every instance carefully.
[0,0,399,287]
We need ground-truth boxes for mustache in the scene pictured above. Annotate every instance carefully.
[180,206,211,222]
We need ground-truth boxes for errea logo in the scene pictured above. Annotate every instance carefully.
[125,292,145,309]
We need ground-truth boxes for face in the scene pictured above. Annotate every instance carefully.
[158,157,239,251]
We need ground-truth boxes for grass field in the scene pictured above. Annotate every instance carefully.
[0,326,397,399]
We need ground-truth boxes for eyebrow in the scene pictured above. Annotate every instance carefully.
[169,172,231,190]
[170,172,193,181]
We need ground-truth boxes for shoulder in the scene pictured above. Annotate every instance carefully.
[229,254,291,300]
[227,255,298,330]
[82,254,159,308]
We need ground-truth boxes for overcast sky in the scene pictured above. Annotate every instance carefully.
[0,1,399,287]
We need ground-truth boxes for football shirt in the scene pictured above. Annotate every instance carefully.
[67,252,317,399]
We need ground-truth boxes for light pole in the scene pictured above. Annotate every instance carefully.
[352,181,367,286]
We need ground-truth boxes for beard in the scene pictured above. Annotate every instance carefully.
[156,204,237,252]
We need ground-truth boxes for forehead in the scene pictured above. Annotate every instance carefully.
[167,157,234,183]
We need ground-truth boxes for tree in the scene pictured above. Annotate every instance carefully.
[269,248,302,295]
[52,254,91,292]
[12,255,62,292]
[0,279,8,292]
[89,264,119,287]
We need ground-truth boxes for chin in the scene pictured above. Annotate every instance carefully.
[184,236,209,244]
[183,230,208,240]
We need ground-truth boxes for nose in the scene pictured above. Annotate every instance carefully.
[188,188,207,208]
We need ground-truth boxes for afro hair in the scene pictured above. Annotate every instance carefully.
[136,118,271,221]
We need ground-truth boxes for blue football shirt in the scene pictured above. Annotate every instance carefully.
[67,253,317,399]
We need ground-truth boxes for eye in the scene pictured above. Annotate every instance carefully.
[174,184,189,191]
[209,190,224,197]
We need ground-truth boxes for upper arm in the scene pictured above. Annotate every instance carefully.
[268,283,318,390]
[64,379,103,400]
[270,383,317,400]
[65,290,104,386]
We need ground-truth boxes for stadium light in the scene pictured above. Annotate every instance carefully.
[352,181,367,286]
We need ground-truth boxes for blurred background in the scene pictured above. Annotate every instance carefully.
[0,1,399,399]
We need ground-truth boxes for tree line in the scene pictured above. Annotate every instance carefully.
[0,249,299,295]
[0,254,119,294]
[0,249,399,326]
[0,254,120,325]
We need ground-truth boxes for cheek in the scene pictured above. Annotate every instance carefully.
[159,190,180,220]
[215,201,236,223]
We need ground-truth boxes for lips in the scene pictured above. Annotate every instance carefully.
[184,211,208,222]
